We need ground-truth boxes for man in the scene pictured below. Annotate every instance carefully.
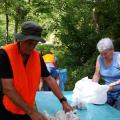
[40,52,60,91]
[0,21,73,120]
[43,52,59,81]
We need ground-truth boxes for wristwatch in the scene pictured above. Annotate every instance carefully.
[59,97,67,103]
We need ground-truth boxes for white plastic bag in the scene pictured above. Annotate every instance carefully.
[72,77,109,105]
[43,110,80,120]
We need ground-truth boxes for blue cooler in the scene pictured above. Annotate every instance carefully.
[58,68,68,91]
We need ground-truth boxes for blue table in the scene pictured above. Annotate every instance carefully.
[35,91,120,120]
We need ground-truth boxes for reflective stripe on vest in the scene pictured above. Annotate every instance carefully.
[43,53,55,63]
[3,43,41,114]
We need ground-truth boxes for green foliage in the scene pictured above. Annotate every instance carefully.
[1,0,120,90]
[36,44,54,55]
[31,0,52,14]
[53,1,100,67]
[93,0,120,50]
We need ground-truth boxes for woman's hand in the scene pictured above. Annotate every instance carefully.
[108,81,119,91]
[108,84,114,91]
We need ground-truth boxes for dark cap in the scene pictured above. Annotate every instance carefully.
[14,21,46,43]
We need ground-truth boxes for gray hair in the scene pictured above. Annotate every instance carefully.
[97,38,114,52]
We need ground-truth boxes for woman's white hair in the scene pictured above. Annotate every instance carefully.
[97,38,114,52]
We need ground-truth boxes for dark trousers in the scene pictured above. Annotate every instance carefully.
[0,95,31,120]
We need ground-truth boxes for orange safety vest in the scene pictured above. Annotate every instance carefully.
[2,43,41,115]
[43,53,55,63]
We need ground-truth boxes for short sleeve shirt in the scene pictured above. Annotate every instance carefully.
[0,49,50,93]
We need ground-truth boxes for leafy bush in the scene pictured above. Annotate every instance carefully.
[65,52,97,90]
[36,44,100,90]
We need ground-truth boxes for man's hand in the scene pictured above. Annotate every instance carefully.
[61,101,73,113]
[29,110,48,120]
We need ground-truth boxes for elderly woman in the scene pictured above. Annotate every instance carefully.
[92,38,120,111]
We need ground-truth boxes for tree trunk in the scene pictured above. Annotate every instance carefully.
[5,0,9,44]
[92,8,99,33]
[14,9,19,34]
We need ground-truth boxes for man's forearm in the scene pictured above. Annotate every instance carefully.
[45,76,64,100]
[3,87,35,115]
[45,76,73,112]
